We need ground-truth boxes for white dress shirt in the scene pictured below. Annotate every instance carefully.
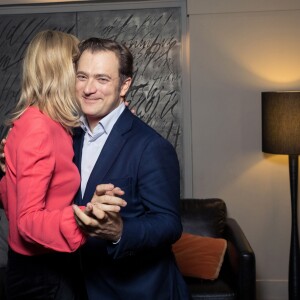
[80,102,125,197]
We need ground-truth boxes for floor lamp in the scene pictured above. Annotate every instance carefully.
[262,91,300,300]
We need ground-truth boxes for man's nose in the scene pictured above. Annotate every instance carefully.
[83,79,97,94]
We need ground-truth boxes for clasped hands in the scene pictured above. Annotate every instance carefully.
[73,184,126,242]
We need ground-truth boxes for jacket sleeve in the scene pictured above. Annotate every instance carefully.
[16,129,86,252]
[108,136,182,258]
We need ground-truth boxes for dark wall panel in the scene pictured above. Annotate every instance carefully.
[0,6,182,172]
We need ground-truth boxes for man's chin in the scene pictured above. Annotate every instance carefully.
[84,113,104,122]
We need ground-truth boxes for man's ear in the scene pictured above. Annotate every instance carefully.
[120,77,132,97]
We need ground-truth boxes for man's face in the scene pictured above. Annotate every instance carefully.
[76,50,131,130]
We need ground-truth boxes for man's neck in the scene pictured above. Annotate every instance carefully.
[84,102,126,133]
[88,118,101,133]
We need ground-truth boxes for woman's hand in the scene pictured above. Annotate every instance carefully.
[0,138,6,173]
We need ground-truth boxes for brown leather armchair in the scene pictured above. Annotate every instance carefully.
[180,198,256,300]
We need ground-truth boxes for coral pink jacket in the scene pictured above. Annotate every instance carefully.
[0,107,86,255]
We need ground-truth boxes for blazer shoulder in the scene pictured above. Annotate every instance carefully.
[115,108,174,148]
[132,114,172,146]
[122,109,164,139]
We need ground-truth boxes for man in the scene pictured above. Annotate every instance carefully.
[72,38,190,299]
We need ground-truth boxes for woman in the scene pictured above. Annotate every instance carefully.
[0,30,114,300]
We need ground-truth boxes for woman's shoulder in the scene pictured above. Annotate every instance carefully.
[23,106,47,120]
[13,107,60,139]
[20,107,60,130]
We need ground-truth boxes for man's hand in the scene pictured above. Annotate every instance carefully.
[73,183,125,241]
[0,138,6,173]
[73,206,123,242]
[92,183,126,210]
[84,183,126,214]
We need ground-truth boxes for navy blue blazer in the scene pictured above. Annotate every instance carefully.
[73,107,190,300]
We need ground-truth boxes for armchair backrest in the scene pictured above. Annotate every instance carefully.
[180,198,227,238]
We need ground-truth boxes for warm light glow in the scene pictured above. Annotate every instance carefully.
[203,11,300,85]
[237,42,300,83]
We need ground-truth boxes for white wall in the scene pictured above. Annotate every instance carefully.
[188,1,300,299]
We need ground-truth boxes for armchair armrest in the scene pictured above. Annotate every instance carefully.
[225,218,256,300]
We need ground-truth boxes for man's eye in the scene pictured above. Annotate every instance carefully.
[76,75,86,80]
[98,77,109,83]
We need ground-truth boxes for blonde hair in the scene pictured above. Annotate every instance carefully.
[9,30,81,133]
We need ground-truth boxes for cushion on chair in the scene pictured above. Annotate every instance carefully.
[173,233,227,280]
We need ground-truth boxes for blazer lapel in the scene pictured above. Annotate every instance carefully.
[72,127,85,204]
[73,127,84,170]
[82,108,134,204]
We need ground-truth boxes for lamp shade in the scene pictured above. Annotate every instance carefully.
[262,91,300,155]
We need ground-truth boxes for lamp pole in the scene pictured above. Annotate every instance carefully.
[288,154,300,300]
